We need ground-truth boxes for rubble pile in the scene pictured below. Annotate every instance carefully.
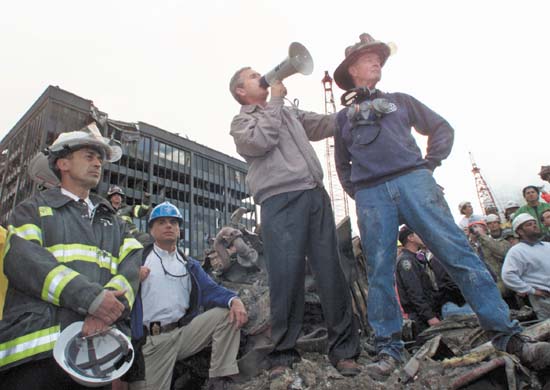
[181,214,550,389]
[232,318,550,390]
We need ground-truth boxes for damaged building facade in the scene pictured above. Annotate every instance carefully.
[0,86,256,257]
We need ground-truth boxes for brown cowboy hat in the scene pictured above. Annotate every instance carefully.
[333,33,393,91]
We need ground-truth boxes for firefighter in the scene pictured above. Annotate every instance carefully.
[106,185,151,242]
[0,123,143,389]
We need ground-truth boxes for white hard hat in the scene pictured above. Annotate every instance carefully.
[505,200,520,210]
[485,214,500,223]
[458,201,471,213]
[47,123,122,163]
[53,322,134,387]
[512,213,536,233]
[28,123,122,187]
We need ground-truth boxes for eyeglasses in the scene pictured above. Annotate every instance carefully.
[153,249,188,278]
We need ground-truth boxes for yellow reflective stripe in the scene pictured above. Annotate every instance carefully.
[46,244,119,275]
[105,275,135,309]
[118,238,142,263]
[0,226,7,320]
[38,206,53,217]
[8,224,43,245]
[41,265,79,305]
[0,325,60,367]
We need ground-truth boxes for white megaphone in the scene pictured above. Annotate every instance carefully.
[260,42,314,89]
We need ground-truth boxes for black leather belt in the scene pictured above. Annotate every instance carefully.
[148,321,179,336]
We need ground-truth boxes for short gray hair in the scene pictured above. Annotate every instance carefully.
[229,66,251,104]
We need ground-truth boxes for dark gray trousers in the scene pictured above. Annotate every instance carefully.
[261,187,359,366]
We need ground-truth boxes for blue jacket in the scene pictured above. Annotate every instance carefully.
[130,244,237,340]
[334,91,454,197]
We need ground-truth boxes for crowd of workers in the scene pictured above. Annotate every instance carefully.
[398,184,550,341]
[1,31,550,390]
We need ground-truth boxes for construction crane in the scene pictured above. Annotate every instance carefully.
[469,152,499,215]
[322,71,349,224]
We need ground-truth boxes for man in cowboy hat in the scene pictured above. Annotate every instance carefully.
[333,33,550,380]
[0,123,143,388]
[228,68,361,378]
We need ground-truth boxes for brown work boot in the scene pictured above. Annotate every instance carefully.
[335,359,361,377]
[506,334,550,370]
[364,354,401,381]
[205,376,233,390]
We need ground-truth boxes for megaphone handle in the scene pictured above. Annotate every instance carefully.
[259,76,270,89]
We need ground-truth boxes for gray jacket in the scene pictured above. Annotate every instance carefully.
[230,96,334,204]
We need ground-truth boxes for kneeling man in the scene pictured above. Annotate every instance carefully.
[129,202,248,390]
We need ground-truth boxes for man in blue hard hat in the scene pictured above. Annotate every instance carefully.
[128,202,248,390]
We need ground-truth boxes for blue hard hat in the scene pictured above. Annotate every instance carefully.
[148,202,183,225]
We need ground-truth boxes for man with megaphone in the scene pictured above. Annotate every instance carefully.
[229,66,361,379]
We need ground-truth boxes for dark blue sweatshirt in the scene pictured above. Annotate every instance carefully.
[334,91,454,197]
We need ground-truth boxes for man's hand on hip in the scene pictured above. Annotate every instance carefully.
[90,290,126,324]
[229,298,248,329]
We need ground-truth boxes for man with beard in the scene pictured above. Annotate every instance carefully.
[502,214,550,320]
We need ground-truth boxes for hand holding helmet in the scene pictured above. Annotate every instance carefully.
[89,290,126,325]
[82,315,110,337]
[54,322,134,387]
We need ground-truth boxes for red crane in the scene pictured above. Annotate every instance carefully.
[322,71,349,223]
[469,152,499,215]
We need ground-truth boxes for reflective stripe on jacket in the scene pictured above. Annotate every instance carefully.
[0,188,142,371]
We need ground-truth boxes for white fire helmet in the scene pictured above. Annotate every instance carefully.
[53,321,134,387]
[27,123,122,188]
[47,123,122,163]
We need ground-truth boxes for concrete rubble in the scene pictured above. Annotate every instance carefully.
[173,213,550,389]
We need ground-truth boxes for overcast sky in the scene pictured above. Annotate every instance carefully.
[1,0,549,224]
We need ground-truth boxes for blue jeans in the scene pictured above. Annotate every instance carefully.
[441,302,474,319]
[355,169,521,361]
